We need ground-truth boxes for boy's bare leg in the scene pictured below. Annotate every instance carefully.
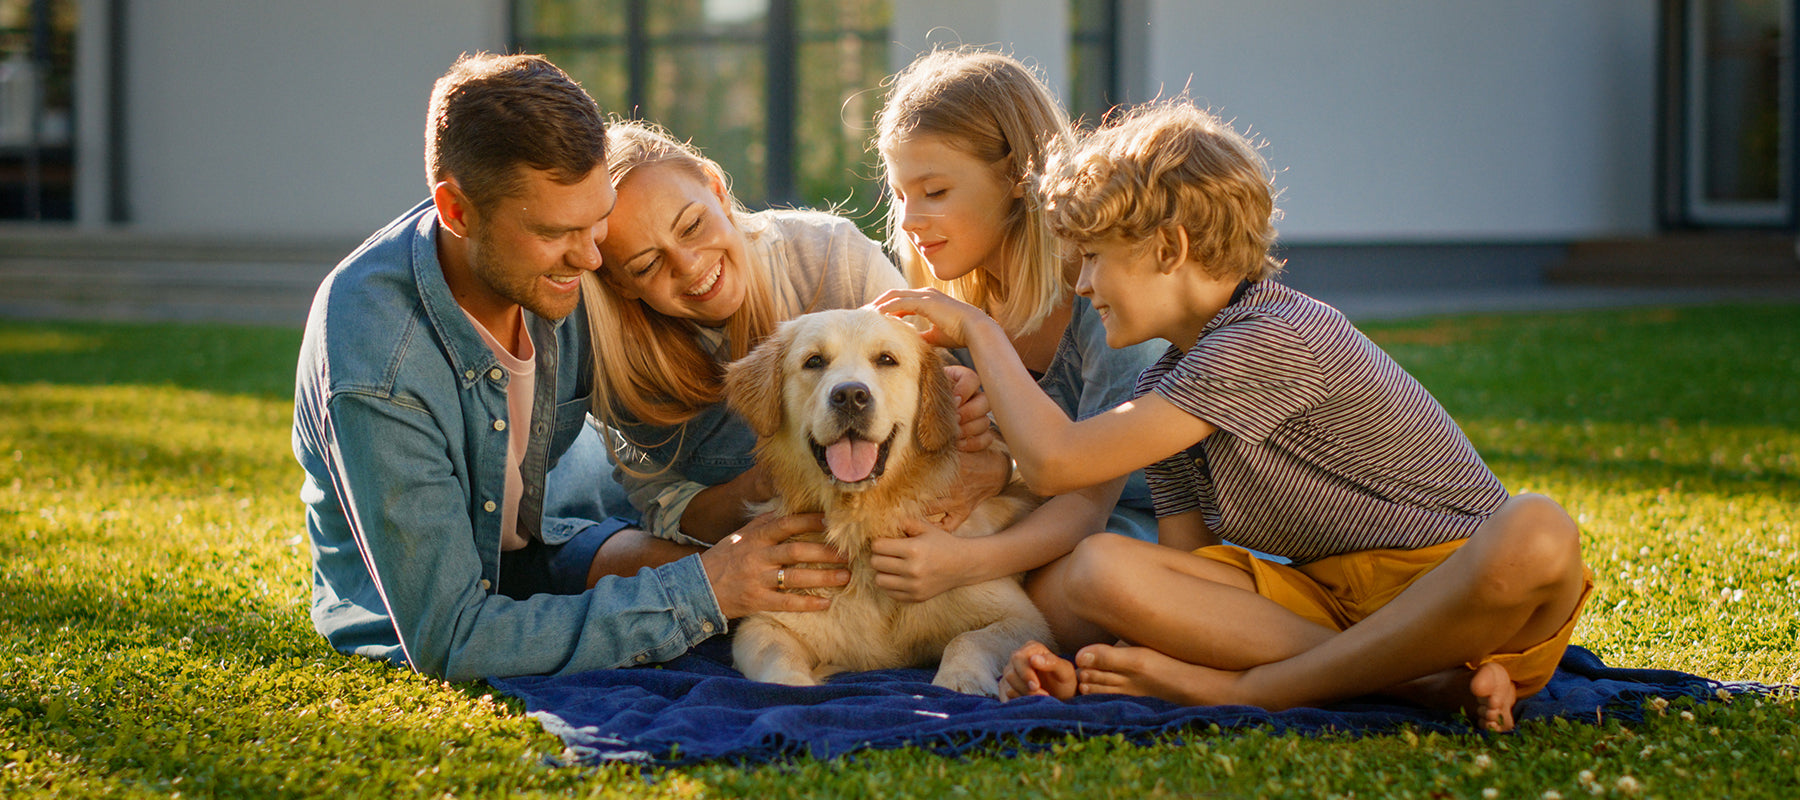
[587,528,704,586]
[1073,494,1585,731]
[1043,533,1341,669]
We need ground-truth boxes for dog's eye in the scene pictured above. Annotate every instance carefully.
[803,354,825,369]
[875,352,899,367]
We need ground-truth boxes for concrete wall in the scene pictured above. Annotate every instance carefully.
[108,0,505,238]
[1133,0,1659,242]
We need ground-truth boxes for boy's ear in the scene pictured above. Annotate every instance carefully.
[1155,226,1190,274]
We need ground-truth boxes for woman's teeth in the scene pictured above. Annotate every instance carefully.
[685,265,721,296]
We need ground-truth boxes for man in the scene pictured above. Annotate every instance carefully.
[293,53,847,680]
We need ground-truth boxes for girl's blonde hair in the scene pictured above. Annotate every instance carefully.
[1039,101,1283,282]
[876,48,1071,337]
[580,119,779,433]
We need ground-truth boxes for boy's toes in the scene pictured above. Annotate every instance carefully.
[1469,662,1518,732]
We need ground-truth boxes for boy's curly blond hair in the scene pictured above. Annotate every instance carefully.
[1039,102,1283,282]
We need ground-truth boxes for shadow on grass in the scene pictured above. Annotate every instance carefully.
[0,320,302,400]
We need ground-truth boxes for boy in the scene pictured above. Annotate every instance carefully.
[875,102,1591,731]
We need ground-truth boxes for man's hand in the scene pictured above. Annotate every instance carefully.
[869,516,980,603]
[999,640,1077,701]
[699,512,848,619]
[943,365,995,453]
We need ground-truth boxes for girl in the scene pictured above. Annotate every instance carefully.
[576,120,1005,554]
[869,49,1167,635]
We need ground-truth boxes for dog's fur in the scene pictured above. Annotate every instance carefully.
[723,308,1053,696]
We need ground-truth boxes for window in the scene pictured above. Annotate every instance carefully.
[1068,0,1119,127]
[0,0,76,221]
[514,0,891,221]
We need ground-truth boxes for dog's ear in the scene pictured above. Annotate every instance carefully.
[913,345,959,453]
[725,324,790,438]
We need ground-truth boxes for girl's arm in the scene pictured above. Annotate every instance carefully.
[876,288,1217,494]
[870,476,1125,602]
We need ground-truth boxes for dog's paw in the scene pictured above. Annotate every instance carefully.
[747,666,822,687]
[931,666,1000,698]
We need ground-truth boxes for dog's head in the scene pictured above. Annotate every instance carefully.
[725,308,958,493]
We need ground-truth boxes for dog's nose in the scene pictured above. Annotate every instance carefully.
[829,382,872,414]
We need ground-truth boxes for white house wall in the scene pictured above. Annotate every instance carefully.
[1138,0,1658,242]
[120,0,504,238]
[95,1,1658,243]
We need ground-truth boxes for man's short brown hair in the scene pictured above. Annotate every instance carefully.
[1040,102,1282,282]
[424,53,606,209]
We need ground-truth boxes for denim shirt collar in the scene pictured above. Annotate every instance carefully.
[408,209,506,392]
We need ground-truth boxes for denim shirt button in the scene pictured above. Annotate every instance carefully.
[478,578,491,590]
[634,654,648,664]
[493,419,506,432]
[489,368,504,381]
[701,621,715,633]
[483,500,497,513]
[463,369,475,380]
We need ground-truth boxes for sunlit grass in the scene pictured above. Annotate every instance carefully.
[2,305,1796,798]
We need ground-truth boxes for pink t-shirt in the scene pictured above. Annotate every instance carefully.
[460,307,537,551]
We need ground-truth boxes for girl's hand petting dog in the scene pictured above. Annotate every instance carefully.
[999,640,1077,701]
[869,516,983,603]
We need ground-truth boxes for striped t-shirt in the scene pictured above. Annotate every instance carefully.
[1137,280,1507,564]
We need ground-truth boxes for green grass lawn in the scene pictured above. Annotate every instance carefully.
[2,303,1797,798]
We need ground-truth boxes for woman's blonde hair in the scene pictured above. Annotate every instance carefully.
[1039,101,1283,282]
[580,119,779,434]
[876,48,1071,337]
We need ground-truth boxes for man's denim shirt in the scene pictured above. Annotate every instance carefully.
[293,199,727,680]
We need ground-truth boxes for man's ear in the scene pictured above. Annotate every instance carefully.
[432,179,477,239]
[1155,226,1190,274]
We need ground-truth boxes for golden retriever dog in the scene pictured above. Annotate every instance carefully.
[723,308,1053,696]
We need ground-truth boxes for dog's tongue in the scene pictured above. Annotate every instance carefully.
[824,437,879,483]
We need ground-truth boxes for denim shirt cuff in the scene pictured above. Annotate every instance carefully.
[659,553,729,642]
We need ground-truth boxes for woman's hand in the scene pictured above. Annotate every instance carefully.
[868,516,982,603]
[874,288,1000,350]
[699,511,848,619]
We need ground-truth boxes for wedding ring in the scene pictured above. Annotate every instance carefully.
[776,568,787,591]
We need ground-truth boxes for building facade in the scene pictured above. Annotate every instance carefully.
[0,0,1789,246]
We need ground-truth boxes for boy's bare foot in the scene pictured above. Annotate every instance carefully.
[1073,643,1248,706]
[1467,661,1517,732]
[1390,661,1519,732]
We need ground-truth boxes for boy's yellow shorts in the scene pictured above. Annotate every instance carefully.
[1192,539,1594,698]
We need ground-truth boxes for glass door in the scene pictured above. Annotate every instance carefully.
[1684,0,1792,225]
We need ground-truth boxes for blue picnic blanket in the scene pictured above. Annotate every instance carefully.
[490,639,1772,767]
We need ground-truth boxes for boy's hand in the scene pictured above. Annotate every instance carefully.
[999,641,1077,701]
[874,288,997,350]
[944,365,995,452]
[869,517,978,602]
